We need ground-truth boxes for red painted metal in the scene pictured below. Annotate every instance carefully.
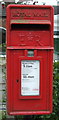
[6,5,54,115]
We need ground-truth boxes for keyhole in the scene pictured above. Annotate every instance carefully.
[16,80,19,83]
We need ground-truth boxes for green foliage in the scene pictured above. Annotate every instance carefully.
[2,111,6,120]
[2,43,6,53]
[0,43,6,53]
[53,62,59,117]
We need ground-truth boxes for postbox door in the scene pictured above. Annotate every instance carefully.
[7,49,53,112]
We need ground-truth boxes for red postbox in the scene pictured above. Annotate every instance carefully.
[6,5,54,115]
